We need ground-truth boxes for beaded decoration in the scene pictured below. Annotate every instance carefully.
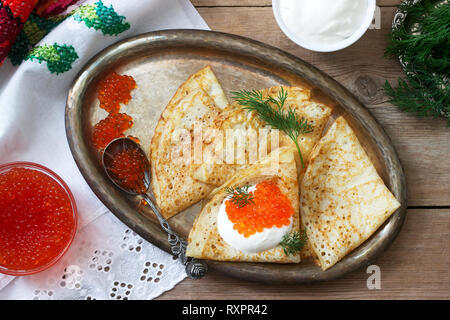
[34,0,78,17]
[8,13,65,65]
[72,1,130,36]
[26,42,78,74]
[2,0,38,22]
[2,1,130,72]
[0,0,38,64]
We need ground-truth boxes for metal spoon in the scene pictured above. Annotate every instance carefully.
[102,137,207,280]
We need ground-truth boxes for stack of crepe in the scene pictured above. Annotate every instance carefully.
[149,66,400,269]
[150,66,228,219]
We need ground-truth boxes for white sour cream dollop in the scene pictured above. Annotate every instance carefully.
[279,0,368,45]
[217,185,293,253]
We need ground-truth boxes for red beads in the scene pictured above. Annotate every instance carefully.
[0,7,20,44]
[97,72,136,114]
[108,148,149,194]
[0,165,76,273]
[92,113,133,149]
[0,3,26,63]
[2,0,38,22]
[92,71,137,150]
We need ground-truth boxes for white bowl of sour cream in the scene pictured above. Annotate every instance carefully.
[272,0,376,52]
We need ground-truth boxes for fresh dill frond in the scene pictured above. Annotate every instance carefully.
[385,0,450,124]
[231,88,313,167]
[280,230,307,256]
[224,185,255,208]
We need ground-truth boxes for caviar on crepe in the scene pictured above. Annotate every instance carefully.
[225,180,294,238]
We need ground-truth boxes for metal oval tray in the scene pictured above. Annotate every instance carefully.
[65,30,406,284]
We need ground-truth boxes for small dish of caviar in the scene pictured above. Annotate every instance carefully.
[0,162,77,276]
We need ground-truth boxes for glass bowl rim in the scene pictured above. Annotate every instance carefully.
[0,161,78,276]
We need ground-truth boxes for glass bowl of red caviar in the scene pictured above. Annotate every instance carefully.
[0,162,77,276]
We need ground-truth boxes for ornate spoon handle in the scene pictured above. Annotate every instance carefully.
[143,195,208,280]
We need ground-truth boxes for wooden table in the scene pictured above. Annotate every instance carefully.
[158,0,450,300]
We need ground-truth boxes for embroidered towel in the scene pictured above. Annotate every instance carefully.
[0,0,209,299]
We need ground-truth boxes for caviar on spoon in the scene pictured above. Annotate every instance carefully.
[102,137,207,280]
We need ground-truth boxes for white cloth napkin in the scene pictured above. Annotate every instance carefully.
[0,0,208,299]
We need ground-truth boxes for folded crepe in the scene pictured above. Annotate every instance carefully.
[186,147,301,263]
[300,116,401,270]
[150,66,229,219]
[189,86,333,187]
[188,100,270,186]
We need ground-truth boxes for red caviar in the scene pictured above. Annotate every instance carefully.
[92,113,133,149]
[0,165,76,274]
[92,72,137,150]
[108,148,148,194]
[225,180,293,238]
[97,72,136,114]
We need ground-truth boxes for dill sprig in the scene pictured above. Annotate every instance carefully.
[280,230,307,256]
[385,0,450,124]
[225,185,255,208]
[231,88,313,168]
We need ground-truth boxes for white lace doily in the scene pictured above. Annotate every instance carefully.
[0,213,186,300]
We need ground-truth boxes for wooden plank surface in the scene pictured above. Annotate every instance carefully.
[157,0,450,300]
[159,209,450,299]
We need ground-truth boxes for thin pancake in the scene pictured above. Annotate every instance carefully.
[189,86,333,187]
[150,66,229,218]
[300,117,401,270]
[189,101,273,186]
[186,147,301,263]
